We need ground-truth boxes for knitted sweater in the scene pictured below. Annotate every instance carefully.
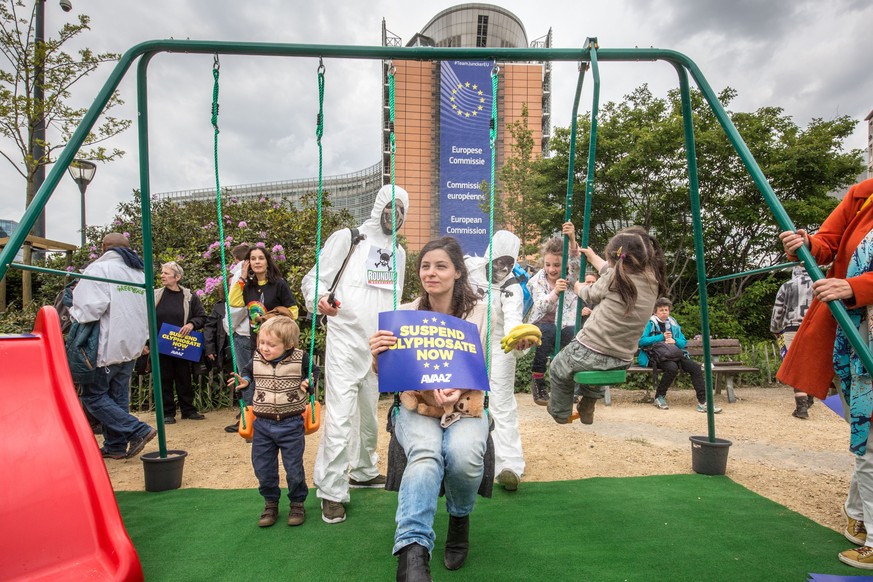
[245,348,312,420]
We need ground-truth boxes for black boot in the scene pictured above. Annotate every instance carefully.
[532,377,549,406]
[444,515,470,570]
[396,543,432,582]
[792,397,809,419]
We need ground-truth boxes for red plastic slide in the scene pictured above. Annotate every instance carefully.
[0,306,143,581]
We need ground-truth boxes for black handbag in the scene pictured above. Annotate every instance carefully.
[645,342,686,365]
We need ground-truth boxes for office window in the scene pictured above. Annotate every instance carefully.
[476,15,488,47]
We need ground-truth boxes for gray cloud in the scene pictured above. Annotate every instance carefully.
[1,0,870,248]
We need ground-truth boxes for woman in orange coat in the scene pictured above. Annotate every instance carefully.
[777,178,873,396]
[778,178,873,570]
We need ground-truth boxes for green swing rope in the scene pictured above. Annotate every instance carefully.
[387,62,402,416]
[210,55,244,424]
[388,62,398,311]
[306,59,327,424]
[483,64,499,410]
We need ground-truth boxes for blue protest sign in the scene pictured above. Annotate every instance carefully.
[157,323,204,362]
[377,310,489,393]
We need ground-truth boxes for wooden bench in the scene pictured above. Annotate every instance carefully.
[624,338,758,404]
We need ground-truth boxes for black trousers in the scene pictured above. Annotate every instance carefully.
[532,322,576,374]
[657,357,706,403]
[159,354,197,417]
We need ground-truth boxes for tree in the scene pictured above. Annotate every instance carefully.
[539,84,863,339]
[497,102,548,259]
[0,1,128,199]
[0,0,130,303]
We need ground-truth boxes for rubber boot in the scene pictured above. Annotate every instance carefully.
[443,515,470,570]
[396,543,432,582]
[792,397,809,419]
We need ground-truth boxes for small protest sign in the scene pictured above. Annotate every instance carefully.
[376,310,489,393]
[157,322,204,362]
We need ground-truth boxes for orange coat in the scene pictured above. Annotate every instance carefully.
[777,178,873,398]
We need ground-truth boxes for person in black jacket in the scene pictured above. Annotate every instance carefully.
[155,261,207,423]
[203,282,233,375]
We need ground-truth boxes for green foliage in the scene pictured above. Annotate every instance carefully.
[540,84,863,341]
[0,1,130,196]
[0,190,355,337]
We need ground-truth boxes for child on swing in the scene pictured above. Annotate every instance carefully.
[547,226,667,425]
[229,316,316,527]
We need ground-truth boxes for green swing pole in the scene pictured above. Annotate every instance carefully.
[674,63,716,441]
[136,52,168,458]
[2,40,869,386]
[575,38,600,332]
[552,44,589,358]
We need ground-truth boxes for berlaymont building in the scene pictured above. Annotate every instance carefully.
[159,4,552,255]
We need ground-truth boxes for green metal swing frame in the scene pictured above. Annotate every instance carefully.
[1,38,866,456]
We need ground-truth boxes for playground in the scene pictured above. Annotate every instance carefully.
[103,385,852,534]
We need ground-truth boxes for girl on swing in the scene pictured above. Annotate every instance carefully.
[547,226,667,425]
[369,236,534,582]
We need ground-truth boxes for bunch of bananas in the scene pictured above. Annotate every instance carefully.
[500,323,542,353]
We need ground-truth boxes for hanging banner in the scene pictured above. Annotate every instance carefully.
[439,60,494,256]
[376,310,489,393]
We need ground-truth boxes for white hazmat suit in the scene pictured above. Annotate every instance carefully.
[302,185,409,504]
[465,230,526,479]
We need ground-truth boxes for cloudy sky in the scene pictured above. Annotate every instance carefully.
[2,0,872,246]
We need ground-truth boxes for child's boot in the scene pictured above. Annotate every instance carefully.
[288,502,305,526]
[531,376,549,406]
[576,396,596,425]
[792,396,809,419]
[258,500,279,527]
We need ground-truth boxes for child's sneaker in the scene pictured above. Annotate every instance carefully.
[839,546,873,569]
[288,502,305,526]
[258,501,279,527]
[697,402,722,414]
[654,396,669,410]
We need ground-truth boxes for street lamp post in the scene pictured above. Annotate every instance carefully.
[32,0,74,239]
[68,159,96,248]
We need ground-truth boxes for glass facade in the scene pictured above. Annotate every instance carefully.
[421,4,528,49]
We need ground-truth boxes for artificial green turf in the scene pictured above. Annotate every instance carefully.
[116,475,860,581]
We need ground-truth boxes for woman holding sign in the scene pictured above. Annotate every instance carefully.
[370,237,534,582]
[155,261,207,423]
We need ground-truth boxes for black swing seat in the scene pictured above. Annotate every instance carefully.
[385,405,495,498]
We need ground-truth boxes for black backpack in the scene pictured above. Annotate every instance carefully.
[53,280,77,335]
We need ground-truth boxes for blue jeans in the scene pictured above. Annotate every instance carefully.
[80,360,152,455]
[251,415,308,503]
[392,406,488,555]
[233,333,254,406]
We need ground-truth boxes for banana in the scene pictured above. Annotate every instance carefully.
[501,324,543,352]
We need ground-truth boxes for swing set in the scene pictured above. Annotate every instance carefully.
[2,37,870,461]
[4,34,873,582]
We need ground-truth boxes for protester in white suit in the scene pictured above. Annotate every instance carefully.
[465,230,528,491]
[302,185,409,523]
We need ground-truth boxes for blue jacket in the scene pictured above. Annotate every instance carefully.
[65,319,100,384]
[637,315,688,367]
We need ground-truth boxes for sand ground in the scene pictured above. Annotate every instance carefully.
[102,384,851,534]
